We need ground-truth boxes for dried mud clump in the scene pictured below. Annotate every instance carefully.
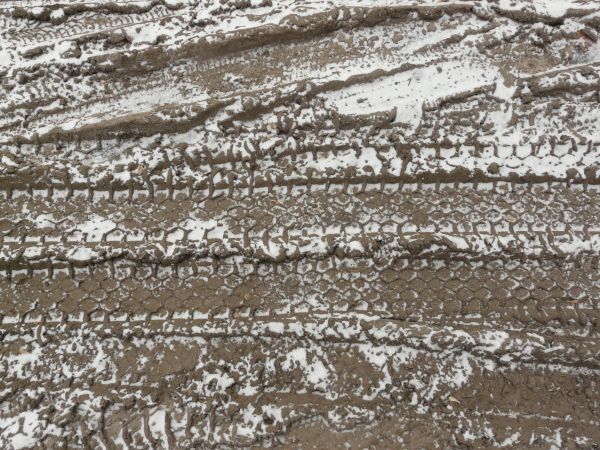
[1,0,600,448]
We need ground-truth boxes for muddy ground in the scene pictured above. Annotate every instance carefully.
[1,0,600,448]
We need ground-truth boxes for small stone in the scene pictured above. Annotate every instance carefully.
[487,162,500,175]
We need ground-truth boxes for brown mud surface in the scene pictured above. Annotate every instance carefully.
[1,0,600,448]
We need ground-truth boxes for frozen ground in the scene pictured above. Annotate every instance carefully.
[1,0,600,448]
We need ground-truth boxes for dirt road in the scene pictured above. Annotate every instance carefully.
[1,0,600,448]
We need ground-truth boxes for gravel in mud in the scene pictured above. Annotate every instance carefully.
[1,0,600,448]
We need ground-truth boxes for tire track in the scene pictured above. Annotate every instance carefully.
[2,1,600,448]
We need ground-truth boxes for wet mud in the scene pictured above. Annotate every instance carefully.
[1,0,600,448]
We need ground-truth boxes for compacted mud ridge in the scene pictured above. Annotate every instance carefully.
[1,0,600,448]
